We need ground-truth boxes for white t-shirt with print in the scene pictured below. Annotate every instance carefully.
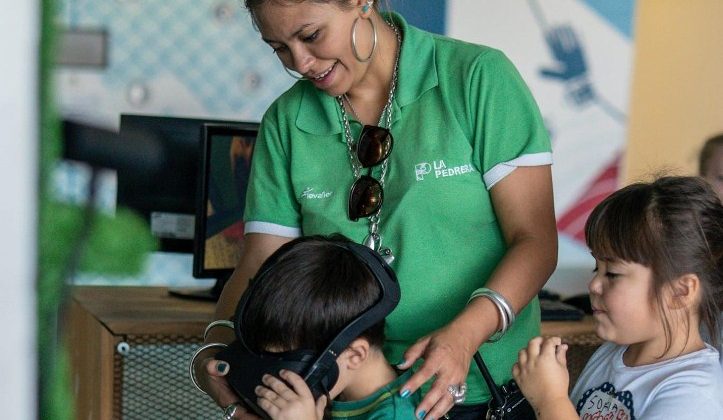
[570,342,723,419]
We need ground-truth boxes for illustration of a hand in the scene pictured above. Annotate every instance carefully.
[540,25,587,81]
[540,25,595,105]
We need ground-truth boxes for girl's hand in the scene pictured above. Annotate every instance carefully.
[512,336,569,412]
[255,370,327,420]
[397,323,476,420]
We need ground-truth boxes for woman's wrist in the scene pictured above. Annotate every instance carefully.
[453,297,504,350]
[204,319,235,341]
[468,287,515,341]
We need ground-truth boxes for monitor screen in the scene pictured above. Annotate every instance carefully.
[192,122,259,281]
[117,114,242,253]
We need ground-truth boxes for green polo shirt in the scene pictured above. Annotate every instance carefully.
[331,371,419,420]
[244,14,552,404]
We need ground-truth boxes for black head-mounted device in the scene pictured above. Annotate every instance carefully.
[215,241,400,419]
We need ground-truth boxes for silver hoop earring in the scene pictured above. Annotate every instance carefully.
[282,65,306,80]
[351,16,377,63]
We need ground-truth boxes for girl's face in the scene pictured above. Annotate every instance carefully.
[254,1,368,97]
[588,257,664,346]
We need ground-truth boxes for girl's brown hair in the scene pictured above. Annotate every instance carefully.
[585,176,723,351]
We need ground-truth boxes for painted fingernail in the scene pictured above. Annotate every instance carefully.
[396,359,407,368]
[417,410,426,419]
[217,362,228,373]
[400,388,411,398]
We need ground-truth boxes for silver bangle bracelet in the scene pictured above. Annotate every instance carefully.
[189,342,228,395]
[487,289,516,326]
[203,319,235,341]
[468,288,515,342]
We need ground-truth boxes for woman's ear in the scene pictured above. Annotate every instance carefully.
[666,274,700,310]
[339,338,370,370]
[358,0,374,17]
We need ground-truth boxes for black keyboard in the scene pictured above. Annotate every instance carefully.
[539,290,585,321]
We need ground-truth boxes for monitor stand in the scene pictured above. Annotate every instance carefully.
[168,275,229,302]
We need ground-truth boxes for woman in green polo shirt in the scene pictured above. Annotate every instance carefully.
[196,1,557,419]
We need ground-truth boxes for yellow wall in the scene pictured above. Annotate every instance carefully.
[624,0,723,183]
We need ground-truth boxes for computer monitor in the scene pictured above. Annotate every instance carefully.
[189,122,259,300]
[117,114,241,253]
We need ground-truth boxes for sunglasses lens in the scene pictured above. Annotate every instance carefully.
[357,125,393,168]
[348,175,383,221]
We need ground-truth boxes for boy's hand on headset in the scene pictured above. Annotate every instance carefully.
[255,370,327,420]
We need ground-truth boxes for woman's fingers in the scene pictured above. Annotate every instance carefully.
[203,358,242,408]
[400,338,470,419]
[397,336,430,369]
[399,351,439,396]
[206,359,230,377]
[416,379,456,420]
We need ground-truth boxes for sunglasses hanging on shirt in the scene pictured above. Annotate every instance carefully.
[347,125,393,221]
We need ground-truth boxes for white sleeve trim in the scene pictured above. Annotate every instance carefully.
[483,152,553,190]
[244,221,302,238]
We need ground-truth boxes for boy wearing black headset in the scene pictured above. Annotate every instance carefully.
[217,235,419,420]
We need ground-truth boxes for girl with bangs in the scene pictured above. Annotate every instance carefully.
[513,176,723,419]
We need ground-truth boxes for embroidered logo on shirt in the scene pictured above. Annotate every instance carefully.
[301,187,333,200]
[414,160,476,181]
[576,382,635,420]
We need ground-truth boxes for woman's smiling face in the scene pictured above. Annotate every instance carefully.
[254,1,369,97]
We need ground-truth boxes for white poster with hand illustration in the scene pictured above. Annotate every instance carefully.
[449,0,634,295]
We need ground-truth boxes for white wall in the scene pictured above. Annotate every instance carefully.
[0,1,38,418]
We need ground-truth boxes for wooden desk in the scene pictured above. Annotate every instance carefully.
[542,316,596,337]
[66,286,600,419]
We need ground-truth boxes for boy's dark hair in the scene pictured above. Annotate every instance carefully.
[585,176,723,351]
[699,133,723,176]
[241,234,386,354]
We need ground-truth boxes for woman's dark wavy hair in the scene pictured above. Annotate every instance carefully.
[241,234,385,353]
[243,0,389,29]
[585,176,723,352]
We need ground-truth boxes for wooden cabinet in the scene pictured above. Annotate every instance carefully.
[66,286,218,420]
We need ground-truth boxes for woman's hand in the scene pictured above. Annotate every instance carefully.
[512,336,570,414]
[202,358,261,419]
[255,370,327,420]
[397,323,477,420]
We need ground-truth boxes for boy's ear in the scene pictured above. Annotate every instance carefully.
[666,273,700,310]
[340,338,371,370]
